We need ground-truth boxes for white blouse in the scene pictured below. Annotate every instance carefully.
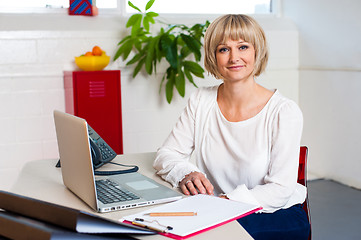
[153,85,306,213]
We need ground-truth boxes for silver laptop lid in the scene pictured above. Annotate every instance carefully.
[53,110,98,211]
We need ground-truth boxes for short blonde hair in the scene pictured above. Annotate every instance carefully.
[204,14,268,79]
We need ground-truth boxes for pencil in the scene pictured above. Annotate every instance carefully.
[147,212,197,217]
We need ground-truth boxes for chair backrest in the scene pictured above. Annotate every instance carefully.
[298,146,308,186]
[298,146,312,240]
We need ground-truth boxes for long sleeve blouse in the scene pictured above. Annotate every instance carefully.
[153,85,306,213]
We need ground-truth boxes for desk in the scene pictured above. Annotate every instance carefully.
[10,152,253,240]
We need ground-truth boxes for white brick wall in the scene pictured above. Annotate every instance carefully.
[0,16,299,190]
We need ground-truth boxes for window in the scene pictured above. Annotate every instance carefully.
[0,0,118,13]
[0,0,273,14]
[125,0,272,14]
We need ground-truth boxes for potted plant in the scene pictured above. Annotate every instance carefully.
[113,0,209,103]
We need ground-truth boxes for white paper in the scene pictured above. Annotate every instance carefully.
[121,194,260,237]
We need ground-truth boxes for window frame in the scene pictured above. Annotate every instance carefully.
[0,0,281,16]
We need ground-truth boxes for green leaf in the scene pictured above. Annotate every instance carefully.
[180,33,201,61]
[183,61,204,78]
[151,36,161,72]
[143,15,150,32]
[114,47,123,61]
[117,35,131,46]
[184,69,198,88]
[126,13,142,28]
[122,39,135,60]
[113,38,134,61]
[144,13,156,26]
[133,57,146,78]
[146,11,159,19]
[161,35,178,69]
[153,36,162,62]
[159,74,166,94]
[145,0,155,11]
[128,1,141,12]
[126,52,142,65]
[190,23,201,31]
[134,40,142,52]
[169,38,179,69]
[175,70,185,97]
[145,38,157,74]
[160,33,172,47]
[180,45,191,59]
[131,19,142,36]
[165,72,175,103]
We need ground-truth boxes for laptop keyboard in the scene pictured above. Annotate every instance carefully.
[96,179,140,204]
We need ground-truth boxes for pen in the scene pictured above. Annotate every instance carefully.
[132,221,166,232]
[146,212,197,217]
[132,218,173,232]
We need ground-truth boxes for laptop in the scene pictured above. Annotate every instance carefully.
[53,110,182,213]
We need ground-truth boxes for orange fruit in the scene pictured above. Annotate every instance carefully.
[92,46,102,56]
[84,51,93,56]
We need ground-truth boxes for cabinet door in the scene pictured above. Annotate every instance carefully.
[73,70,123,154]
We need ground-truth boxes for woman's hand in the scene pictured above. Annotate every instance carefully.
[179,172,214,196]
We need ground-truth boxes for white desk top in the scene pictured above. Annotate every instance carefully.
[10,152,253,240]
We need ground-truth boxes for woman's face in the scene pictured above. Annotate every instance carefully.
[216,38,255,83]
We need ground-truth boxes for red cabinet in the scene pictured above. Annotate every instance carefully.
[64,70,123,154]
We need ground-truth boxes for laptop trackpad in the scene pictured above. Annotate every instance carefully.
[126,180,159,191]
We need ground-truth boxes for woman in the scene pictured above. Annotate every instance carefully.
[153,14,310,239]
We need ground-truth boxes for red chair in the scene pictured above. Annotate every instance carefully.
[298,146,312,240]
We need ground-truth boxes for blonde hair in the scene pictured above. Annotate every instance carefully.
[204,14,268,79]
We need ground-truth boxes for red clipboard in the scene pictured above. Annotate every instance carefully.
[122,194,262,239]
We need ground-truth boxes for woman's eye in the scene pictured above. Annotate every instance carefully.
[218,47,228,53]
[239,45,249,50]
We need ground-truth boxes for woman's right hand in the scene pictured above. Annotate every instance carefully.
[179,172,214,196]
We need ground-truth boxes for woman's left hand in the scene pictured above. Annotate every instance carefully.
[179,172,214,196]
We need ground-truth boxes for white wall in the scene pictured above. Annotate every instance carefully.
[283,0,361,189]
[0,13,299,190]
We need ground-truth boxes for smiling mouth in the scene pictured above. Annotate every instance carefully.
[227,65,245,70]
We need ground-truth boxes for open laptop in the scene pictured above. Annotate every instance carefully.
[53,110,182,213]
